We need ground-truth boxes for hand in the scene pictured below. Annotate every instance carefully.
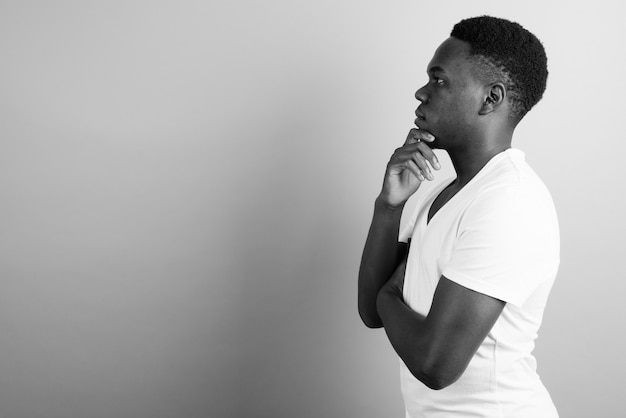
[378,129,440,207]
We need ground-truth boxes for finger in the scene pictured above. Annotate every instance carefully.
[416,142,441,170]
[391,143,439,179]
[404,131,419,146]
[410,151,433,181]
[409,128,435,143]
[393,145,433,174]
[400,138,441,171]
[389,145,406,163]
[405,159,425,182]
[396,145,432,180]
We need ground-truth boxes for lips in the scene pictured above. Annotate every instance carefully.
[414,110,425,127]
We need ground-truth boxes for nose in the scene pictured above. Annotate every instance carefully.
[415,84,428,103]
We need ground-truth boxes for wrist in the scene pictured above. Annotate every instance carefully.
[375,196,406,213]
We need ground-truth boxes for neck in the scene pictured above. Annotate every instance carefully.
[447,130,513,186]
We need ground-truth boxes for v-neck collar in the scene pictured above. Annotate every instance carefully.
[423,148,518,227]
[425,178,457,226]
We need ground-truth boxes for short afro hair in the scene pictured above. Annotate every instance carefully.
[451,16,548,123]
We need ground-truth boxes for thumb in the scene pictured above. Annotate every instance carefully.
[407,128,435,144]
[404,131,419,145]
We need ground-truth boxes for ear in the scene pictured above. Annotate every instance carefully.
[478,83,506,115]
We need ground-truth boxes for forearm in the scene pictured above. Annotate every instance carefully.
[376,286,435,386]
[359,128,438,327]
[358,197,406,328]
[376,275,505,390]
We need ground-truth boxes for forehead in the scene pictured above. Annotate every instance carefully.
[427,37,473,76]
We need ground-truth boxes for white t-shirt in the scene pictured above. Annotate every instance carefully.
[398,149,559,418]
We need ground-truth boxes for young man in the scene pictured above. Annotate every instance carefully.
[358,16,559,417]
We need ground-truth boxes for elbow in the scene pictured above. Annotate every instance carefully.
[358,294,384,328]
[358,301,383,328]
[419,372,455,391]
[358,308,383,329]
[360,314,383,329]
[406,360,461,391]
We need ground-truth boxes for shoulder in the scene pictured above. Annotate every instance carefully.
[469,149,557,217]
[457,150,559,243]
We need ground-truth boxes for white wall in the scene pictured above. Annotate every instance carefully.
[1,1,623,417]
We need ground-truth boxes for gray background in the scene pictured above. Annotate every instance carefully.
[1,1,623,417]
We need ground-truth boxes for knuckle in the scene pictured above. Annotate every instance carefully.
[412,152,425,163]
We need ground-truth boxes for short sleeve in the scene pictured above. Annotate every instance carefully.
[442,185,560,307]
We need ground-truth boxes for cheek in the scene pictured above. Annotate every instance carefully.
[440,100,472,126]
[453,94,480,122]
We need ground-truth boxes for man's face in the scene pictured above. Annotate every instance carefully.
[414,37,485,149]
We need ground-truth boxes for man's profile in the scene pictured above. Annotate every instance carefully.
[358,16,559,417]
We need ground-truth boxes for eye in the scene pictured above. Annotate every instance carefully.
[433,77,444,85]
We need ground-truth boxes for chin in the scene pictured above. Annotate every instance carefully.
[429,140,443,150]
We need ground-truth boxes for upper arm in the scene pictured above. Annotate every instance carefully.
[394,185,557,387]
[416,275,505,388]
